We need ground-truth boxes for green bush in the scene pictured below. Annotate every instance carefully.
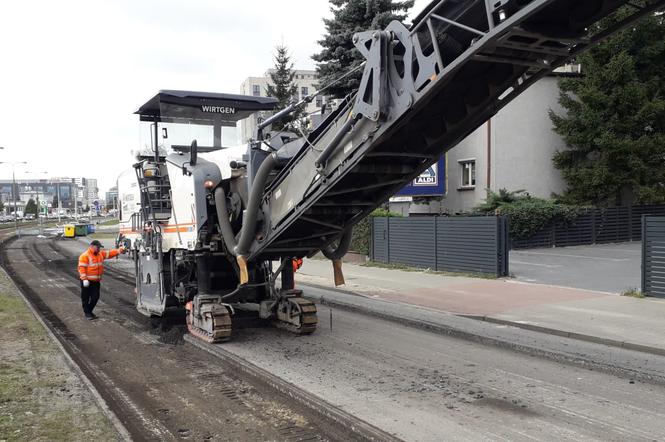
[474,189,582,239]
[350,208,402,255]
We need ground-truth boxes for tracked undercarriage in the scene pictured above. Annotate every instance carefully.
[185,279,318,343]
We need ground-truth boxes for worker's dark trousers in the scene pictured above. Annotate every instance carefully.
[81,280,101,316]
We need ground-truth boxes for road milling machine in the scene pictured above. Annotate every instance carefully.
[118,0,664,343]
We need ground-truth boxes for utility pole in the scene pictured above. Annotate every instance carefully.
[74,184,78,221]
[12,166,19,237]
[56,181,61,223]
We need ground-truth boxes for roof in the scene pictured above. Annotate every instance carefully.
[135,90,279,124]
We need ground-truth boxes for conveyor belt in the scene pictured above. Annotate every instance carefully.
[249,0,665,260]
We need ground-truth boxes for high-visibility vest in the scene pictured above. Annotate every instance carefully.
[78,247,120,281]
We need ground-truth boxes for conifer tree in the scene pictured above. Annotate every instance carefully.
[313,0,414,98]
[550,10,665,205]
[265,45,302,132]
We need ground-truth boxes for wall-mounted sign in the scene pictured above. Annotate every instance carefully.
[394,156,446,197]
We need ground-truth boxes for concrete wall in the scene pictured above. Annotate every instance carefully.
[492,77,567,199]
[441,76,567,213]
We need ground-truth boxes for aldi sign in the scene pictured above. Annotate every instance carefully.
[395,156,445,197]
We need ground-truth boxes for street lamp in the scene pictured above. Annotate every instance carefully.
[0,158,28,238]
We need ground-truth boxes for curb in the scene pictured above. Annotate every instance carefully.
[462,315,665,358]
[185,335,401,442]
[302,281,665,359]
[0,234,132,441]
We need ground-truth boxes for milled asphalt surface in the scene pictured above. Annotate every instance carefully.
[10,234,369,442]
[222,302,665,441]
[76,234,665,441]
[510,242,641,293]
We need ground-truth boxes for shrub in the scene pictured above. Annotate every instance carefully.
[474,189,582,239]
[350,208,402,255]
[621,288,645,298]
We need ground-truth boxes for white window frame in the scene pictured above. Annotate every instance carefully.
[458,158,476,189]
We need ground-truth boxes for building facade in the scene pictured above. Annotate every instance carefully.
[390,72,574,215]
[239,69,328,142]
[85,178,99,207]
[0,179,77,214]
[105,186,118,210]
[441,75,567,213]
[0,176,102,214]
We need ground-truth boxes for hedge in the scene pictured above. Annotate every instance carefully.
[350,208,401,255]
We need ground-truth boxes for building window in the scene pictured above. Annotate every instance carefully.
[459,160,476,188]
[301,86,309,97]
[316,95,323,107]
[252,85,261,97]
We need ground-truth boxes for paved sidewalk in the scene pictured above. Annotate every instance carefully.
[297,258,665,355]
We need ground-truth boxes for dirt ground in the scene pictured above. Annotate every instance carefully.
[0,269,119,442]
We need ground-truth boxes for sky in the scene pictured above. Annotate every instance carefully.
[0,0,430,195]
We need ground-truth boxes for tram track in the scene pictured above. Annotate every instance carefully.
[1,234,399,442]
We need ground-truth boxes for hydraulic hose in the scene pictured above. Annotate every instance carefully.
[235,152,278,257]
[322,228,352,260]
[213,187,238,256]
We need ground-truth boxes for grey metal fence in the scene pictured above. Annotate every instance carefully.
[642,216,665,297]
[512,204,665,249]
[371,216,509,277]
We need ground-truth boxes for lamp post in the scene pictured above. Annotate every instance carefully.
[0,158,28,238]
[56,181,61,223]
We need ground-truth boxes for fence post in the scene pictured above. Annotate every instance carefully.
[386,217,390,264]
[434,217,439,271]
[370,217,374,261]
[496,217,501,277]
[642,215,646,294]
[551,223,556,247]
[591,210,597,244]
[503,216,510,276]
[628,205,633,241]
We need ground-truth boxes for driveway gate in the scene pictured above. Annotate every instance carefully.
[642,216,665,297]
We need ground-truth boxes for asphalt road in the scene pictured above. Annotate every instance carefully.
[510,242,641,293]
[58,236,665,441]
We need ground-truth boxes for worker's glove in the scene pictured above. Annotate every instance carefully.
[119,246,127,254]
[82,280,90,288]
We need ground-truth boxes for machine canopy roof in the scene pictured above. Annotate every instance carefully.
[135,90,279,126]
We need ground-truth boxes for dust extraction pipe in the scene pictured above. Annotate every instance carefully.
[322,228,352,260]
[213,187,238,256]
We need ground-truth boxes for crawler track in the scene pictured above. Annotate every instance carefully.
[1,234,397,442]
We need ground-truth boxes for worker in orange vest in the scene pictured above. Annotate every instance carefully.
[78,240,126,320]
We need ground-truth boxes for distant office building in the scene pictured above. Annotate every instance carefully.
[239,69,328,142]
[105,186,118,209]
[71,177,99,208]
[86,178,98,198]
[0,179,77,214]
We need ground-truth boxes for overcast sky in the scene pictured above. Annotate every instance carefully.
[0,0,430,194]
